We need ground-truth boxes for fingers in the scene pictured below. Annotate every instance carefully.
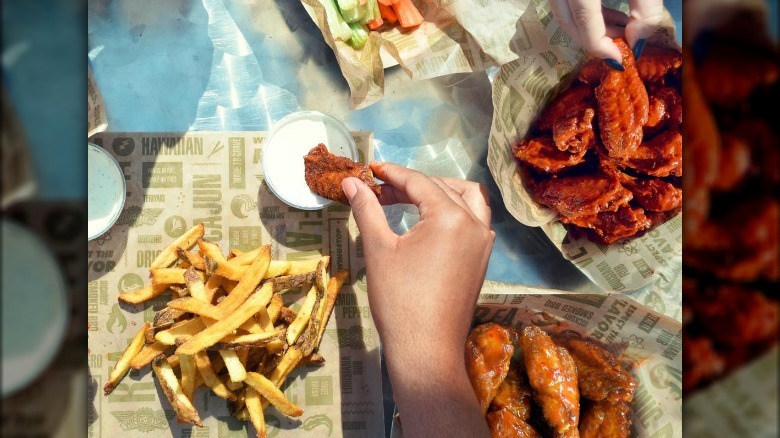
[566,0,623,62]
[370,162,453,216]
[625,0,665,48]
[342,177,396,246]
[432,177,492,228]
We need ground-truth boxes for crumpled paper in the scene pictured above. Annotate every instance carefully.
[301,0,530,109]
[487,1,681,293]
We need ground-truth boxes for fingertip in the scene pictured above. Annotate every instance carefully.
[341,177,360,203]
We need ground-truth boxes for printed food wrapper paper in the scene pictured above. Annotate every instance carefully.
[88,64,108,138]
[301,0,531,109]
[486,1,681,293]
[87,131,383,437]
[392,281,683,437]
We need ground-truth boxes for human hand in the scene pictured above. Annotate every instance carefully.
[550,0,665,68]
[341,162,494,437]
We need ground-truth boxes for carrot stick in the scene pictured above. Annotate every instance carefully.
[392,0,423,28]
[367,17,384,30]
[378,3,397,23]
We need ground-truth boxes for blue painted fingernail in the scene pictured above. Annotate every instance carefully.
[603,58,625,71]
[633,38,647,60]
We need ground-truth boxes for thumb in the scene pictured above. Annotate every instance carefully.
[342,177,394,245]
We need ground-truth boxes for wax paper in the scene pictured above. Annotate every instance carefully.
[87,131,383,437]
[487,1,682,293]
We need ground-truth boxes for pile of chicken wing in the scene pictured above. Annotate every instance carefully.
[682,10,779,393]
[514,38,682,244]
[466,323,637,437]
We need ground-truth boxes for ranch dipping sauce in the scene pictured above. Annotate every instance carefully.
[88,143,126,240]
[262,111,358,210]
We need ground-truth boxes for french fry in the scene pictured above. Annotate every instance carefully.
[197,239,227,267]
[150,223,204,270]
[228,246,262,266]
[177,283,274,355]
[238,316,266,334]
[267,293,284,324]
[183,266,209,302]
[168,297,223,320]
[299,259,329,355]
[272,273,315,293]
[169,284,189,298]
[179,354,197,402]
[303,353,326,366]
[278,307,298,326]
[286,257,328,275]
[203,274,224,303]
[220,349,248,382]
[315,270,349,348]
[151,268,187,285]
[245,386,267,438]
[104,323,148,394]
[130,341,171,370]
[217,248,271,315]
[266,261,291,278]
[222,279,238,294]
[193,351,236,401]
[225,377,244,392]
[235,407,250,421]
[156,318,206,346]
[267,346,304,387]
[214,329,285,348]
[152,356,204,427]
[229,248,246,258]
[244,372,303,417]
[176,247,207,271]
[118,284,170,304]
[286,285,318,345]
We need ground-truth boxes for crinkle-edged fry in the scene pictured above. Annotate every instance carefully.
[150,223,204,270]
[179,354,197,402]
[118,283,170,304]
[152,356,204,427]
[217,246,271,314]
[244,372,303,417]
[220,349,248,382]
[156,317,206,346]
[315,270,349,348]
[104,323,148,394]
[168,297,223,320]
[286,285,318,346]
[176,247,206,271]
[130,341,171,369]
[177,283,274,355]
[193,351,236,401]
[245,386,267,438]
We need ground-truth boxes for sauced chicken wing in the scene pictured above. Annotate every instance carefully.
[531,173,632,219]
[488,408,542,438]
[644,87,682,137]
[537,87,596,132]
[577,58,604,85]
[304,144,381,204]
[552,108,596,154]
[513,136,589,173]
[636,46,682,84]
[491,367,535,420]
[595,39,649,159]
[560,339,637,403]
[521,325,580,437]
[466,323,518,414]
[563,204,652,245]
[615,127,682,178]
[579,401,632,438]
[618,174,682,212]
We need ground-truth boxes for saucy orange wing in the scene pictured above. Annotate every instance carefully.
[304,144,381,204]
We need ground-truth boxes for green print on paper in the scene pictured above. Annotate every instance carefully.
[217,416,248,437]
[325,326,375,350]
[111,408,173,432]
[306,376,334,405]
[539,50,558,68]
[230,194,257,219]
[112,137,135,156]
[228,226,263,252]
[142,162,183,189]
[116,206,164,227]
[228,137,246,189]
[501,87,526,133]
[106,304,127,334]
[303,414,333,436]
[118,273,144,294]
[165,216,188,238]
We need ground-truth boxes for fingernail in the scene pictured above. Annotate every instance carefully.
[341,178,358,202]
[632,38,647,60]
[603,58,625,71]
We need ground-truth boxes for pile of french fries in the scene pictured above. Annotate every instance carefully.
[103,223,349,436]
